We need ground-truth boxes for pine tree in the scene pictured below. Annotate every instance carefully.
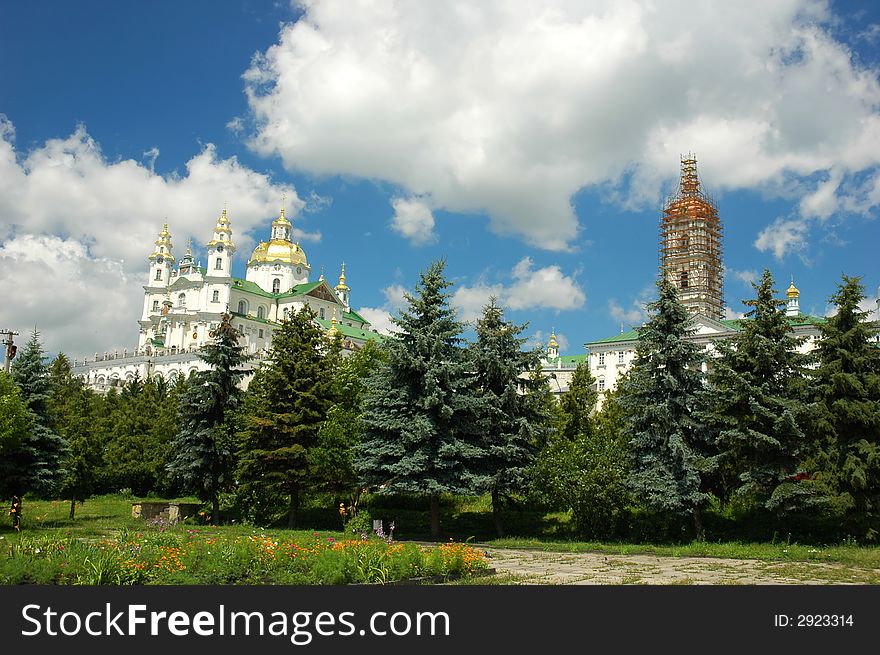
[166,314,250,524]
[356,260,486,539]
[618,278,712,539]
[236,306,338,528]
[8,330,68,502]
[703,269,809,520]
[469,298,549,537]
[48,354,102,519]
[809,275,880,540]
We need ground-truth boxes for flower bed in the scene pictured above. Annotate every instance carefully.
[0,527,490,585]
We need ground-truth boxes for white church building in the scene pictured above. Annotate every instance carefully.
[72,206,381,390]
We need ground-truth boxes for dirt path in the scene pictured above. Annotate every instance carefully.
[475,547,880,585]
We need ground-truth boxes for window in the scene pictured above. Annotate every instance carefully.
[598,352,605,366]
[320,307,325,319]
[152,300,159,312]
[155,269,162,281]
[237,300,248,315]
[257,306,265,320]
[272,279,280,294]
[680,270,689,288]
[215,257,223,271]
[618,351,624,364]
[598,378,605,392]
[212,290,219,303]
[258,329,264,339]
[178,293,186,308]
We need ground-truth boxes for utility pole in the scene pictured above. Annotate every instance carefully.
[1,329,19,375]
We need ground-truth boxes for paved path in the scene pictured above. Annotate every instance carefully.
[475,547,879,585]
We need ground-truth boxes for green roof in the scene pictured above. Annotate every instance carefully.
[315,318,385,343]
[587,313,826,346]
[231,278,278,298]
[342,308,368,325]
[559,354,587,365]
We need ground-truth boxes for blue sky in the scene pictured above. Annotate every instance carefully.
[1,0,879,359]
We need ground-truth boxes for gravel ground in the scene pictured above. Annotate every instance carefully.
[474,547,880,585]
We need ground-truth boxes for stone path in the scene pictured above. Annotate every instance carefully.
[474,547,880,585]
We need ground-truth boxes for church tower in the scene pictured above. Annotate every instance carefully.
[207,206,235,277]
[659,155,724,320]
[335,262,350,310]
[148,223,174,287]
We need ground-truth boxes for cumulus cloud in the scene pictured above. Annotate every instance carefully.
[608,285,654,327]
[241,0,880,251]
[452,257,585,321]
[355,283,410,335]
[0,235,140,358]
[0,118,306,357]
[728,268,760,288]
[754,217,810,260]
[390,196,436,244]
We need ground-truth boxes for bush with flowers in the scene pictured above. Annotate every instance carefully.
[0,524,489,585]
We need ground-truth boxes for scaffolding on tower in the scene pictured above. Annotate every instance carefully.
[659,154,724,320]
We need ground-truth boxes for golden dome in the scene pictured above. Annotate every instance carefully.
[248,239,310,267]
[787,280,800,298]
[548,329,558,349]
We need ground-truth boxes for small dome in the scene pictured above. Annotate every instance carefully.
[787,281,800,298]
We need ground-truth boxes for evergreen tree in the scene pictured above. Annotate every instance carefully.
[48,354,102,519]
[166,314,250,524]
[703,269,809,520]
[356,260,486,539]
[469,298,549,537]
[8,330,68,501]
[236,306,338,528]
[558,361,598,441]
[101,373,179,495]
[312,339,386,509]
[809,275,880,539]
[618,278,712,539]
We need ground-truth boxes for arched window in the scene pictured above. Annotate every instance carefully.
[152,300,159,312]
[598,377,606,392]
[237,300,248,315]
[319,307,325,319]
[155,269,162,281]
[215,257,223,270]
[212,290,219,303]
[178,293,186,308]
[257,306,265,319]
[272,278,280,293]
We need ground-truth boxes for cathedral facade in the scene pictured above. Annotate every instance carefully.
[72,207,380,390]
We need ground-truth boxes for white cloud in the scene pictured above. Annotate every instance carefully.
[354,283,411,336]
[390,196,436,245]
[0,118,306,357]
[0,235,140,358]
[241,0,880,251]
[608,285,653,327]
[754,217,810,260]
[452,257,585,321]
[724,306,747,320]
[728,268,760,288]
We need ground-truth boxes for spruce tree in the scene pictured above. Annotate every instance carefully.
[8,330,68,501]
[618,278,712,539]
[48,354,102,519]
[167,314,249,524]
[356,260,486,539]
[704,269,809,520]
[558,361,598,441]
[469,298,549,537]
[0,372,33,519]
[810,275,880,539]
[236,306,338,528]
